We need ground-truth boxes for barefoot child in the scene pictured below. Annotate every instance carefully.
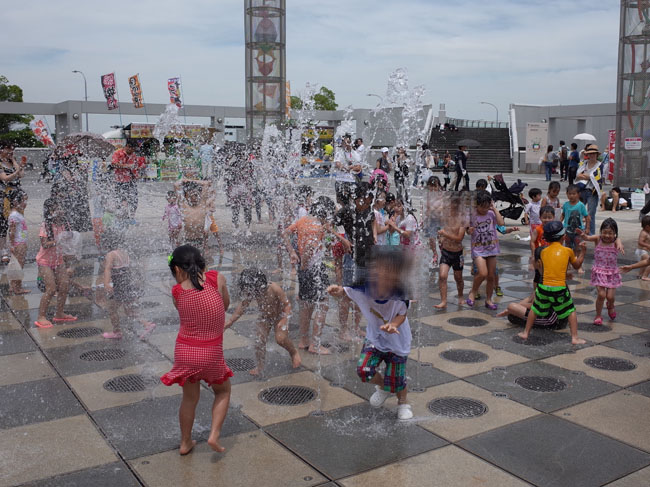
[7,191,29,294]
[175,179,214,251]
[226,268,301,375]
[423,176,443,268]
[327,247,414,420]
[530,205,556,288]
[435,195,465,309]
[562,184,590,273]
[161,245,232,454]
[635,216,650,281]
[518,221,586,345]
[162,190,182,248]
[524,188,542,230]
[541,181,561,221]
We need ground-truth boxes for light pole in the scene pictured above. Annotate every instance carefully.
[72,70,89,131]
[480,101,498,125]
[366,93,384,106]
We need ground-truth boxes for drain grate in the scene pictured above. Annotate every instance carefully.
[428,397,488,418]
[584,356,637,371]
[226,358,256,371]
[80,349,126,361]
[103,374,159,393]
[259,385,316,406]
[57,327,103,339]
[440,349,489,363]
[515,376,567,392]
[448,317,488,328]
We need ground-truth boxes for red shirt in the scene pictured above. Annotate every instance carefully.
[111,149,145,183]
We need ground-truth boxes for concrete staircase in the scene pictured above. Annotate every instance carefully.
[428,127,512,173]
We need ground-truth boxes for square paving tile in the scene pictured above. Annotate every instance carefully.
[0,310,22,333]
[0,330,36,356]
[419,309,510,338]
[28,318,113,349]
[609,284,650,304]
[26,461,141,487]
[542,345,650,387]
[92,393,256,459]
[627,380,650,397]
[580,304,650,330]
[410,338,529,378]
[265,403,448,480]
[339,445,529,487]
[4,292,92,311]
[22,303,108,328]
[0,415,118,487]
[561,319,647,344]
[408,320,464,346]
[604,466,650,486]
[0,350,55,386]
[555,390,650,452]
[466,360,619,412]
[0,377,84,429]
[603,331,650,357]
[131,431,327,487]
[458,415,650,487]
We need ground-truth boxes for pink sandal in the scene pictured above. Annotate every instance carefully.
[34,320,53,329]
[102,331,123,339]
[593,317,603,326]
[607,302,616,320]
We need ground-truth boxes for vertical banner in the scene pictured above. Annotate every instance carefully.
[128,74,144,109]
[101,73,119,110]
[285,80,291,117]
[525,122,548,165]
[167,77,182,108]
[29,119,54,146]
[607,129,616,182]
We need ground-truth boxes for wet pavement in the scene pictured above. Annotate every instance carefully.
[1,172,650,486]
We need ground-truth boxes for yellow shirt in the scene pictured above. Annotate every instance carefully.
[540,242,575,287]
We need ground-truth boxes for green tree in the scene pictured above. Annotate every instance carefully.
[290,95,303,109]
[0,76,33,134]
[313,87,337,111]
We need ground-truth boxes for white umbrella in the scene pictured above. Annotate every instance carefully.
[573,133,597,141]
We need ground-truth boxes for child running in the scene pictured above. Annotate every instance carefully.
[582,218,622,325]
[7,191,29,294]
[327,247,414,420]
[518,221,586,345]
[435,195,466,309]
[161,245,232,455]
[540,181,561,220]
[635,216,650,281]
[226,268,301,375]
[162,190,182,248]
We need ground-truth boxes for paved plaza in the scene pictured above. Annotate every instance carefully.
[1,171,650,487]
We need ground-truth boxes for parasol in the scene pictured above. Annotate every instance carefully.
[573,133,597,142]
[456,138,481,148]
[57,132,116,159]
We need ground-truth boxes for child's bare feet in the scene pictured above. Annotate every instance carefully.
[517,331,528,340]
[434,301,447,309]
[271,268,282,275]
[298,339,310,350]
[179,439,196,455]
[308,344,331,355]
[291,350,302,368]
[11,287,30,295]
[571,337,586,345]
[207,435,225,453]
[642,276,650,282]
[495,309,509,318]
[249,367,262,376]
[577,267,585,275]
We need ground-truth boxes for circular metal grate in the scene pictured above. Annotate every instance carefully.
[226,358,256,371]
[103,374,160,393]
[584,356,637,371]
[448,317,488,328]
[258,385,316,406]
[515,376,567,392]
[440,349,489,363]
[80,349,126,362]
[428,397,488,418]
[57,327,103,339]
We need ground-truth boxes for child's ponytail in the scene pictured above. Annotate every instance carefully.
[168,245,207,291]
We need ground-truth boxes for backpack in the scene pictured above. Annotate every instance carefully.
[560,146,568,161]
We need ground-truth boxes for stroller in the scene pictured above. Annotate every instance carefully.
[491,174,528,222]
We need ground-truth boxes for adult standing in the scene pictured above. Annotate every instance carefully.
[376,147,392,174]
[199,139,216,181]
[334,135,362,207]
[541,145,555,181]
[413,142,431,188]
[568,142,580,185]
[111,141,145,220]
[576,145,603,236]
[0,141,25,263]
[393,146,411,203]
[453,145,469,191]
[558,140,569,181]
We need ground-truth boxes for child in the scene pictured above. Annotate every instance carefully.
[7,191,29,294]
[518,221,586,345]
[161,245,232,455]
[175,179,214,251]
[373,190,390,246]
[327,247,413,420]
[583,219,622,325]
[635,216,650,281]
[541,181,561,221]
[34,199,76,328]
[423,176,443,268]
[162,190,183,248]
[226,268,301,375]
[525,188,542,230]
[562,184,590,273]
[435,195,466,309]
[530,205,556,287]
[466,191,504,310]
[388,198,420,252]
[101,232,156,340]
[296,185,313,220]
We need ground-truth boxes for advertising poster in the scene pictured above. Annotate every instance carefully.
[525,122,548,165]
[128,74,144,109]
[167,77,182,108]
[101,73,119,110]
[607,129,615,182]
[29,119,54,146]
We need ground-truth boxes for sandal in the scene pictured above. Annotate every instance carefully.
[465,298,475,307]
[485,302,498,310]
[607,302,616,320]
[34,320,53,329]
[593,317,603,326]
[102,331,123,339]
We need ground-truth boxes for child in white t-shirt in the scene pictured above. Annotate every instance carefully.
[525,188,542,229]
[7,191,28,294]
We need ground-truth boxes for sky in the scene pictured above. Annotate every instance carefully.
[1,0,620,133]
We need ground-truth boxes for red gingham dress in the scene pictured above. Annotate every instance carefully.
[160,271,233,387]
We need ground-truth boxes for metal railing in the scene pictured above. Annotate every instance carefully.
[443,118,509,129]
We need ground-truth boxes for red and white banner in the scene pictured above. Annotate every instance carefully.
[607,129,615,182]
[167,77,182,108]
[29,119,54,147]
[128,74,144,109]
[101,73,119,110]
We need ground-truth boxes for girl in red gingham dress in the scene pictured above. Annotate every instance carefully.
[161,245,232,455]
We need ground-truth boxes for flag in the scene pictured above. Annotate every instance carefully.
[285,81,291,117]
[167,77,182,108]
[128,74,144,109]
[101,73,119,110]
[29,119,54,146]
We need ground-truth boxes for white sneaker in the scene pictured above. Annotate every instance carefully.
[369,385,391,408]
[397,404,413,420]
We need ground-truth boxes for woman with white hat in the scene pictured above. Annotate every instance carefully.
[575,144,603,235]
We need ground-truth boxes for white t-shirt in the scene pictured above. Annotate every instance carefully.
[397,214,419,249]
[525,201,541,226]
[334,148,361,183]
[374,209,386,245]
[344,286,411,356]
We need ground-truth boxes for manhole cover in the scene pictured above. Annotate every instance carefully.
[578,322,612,333]
[57,327,103,338]
[572,298,592,305]
[584,356,637,371]
[226,358,256,371]
[103,374,159,393]
[448,317,488,327]
[259,386,316,405]
[440,349,489,363]
[428,397,488,418]
[512,335,553,346]
[507,285,535,293]
[80,349,126,361]
[515,376,567,392]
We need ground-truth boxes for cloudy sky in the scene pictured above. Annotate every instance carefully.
[2,0,619,132]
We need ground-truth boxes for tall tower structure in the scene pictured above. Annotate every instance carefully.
[616,1,650,185]
[244,0,286,140]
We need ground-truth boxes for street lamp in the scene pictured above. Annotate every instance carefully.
[366,93,384,106]
[480,101,498,125]
[72,70,89,132]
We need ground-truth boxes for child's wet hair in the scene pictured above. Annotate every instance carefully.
[385,192,396,205]
[9,190,26,208]
[539,205,555,218]
[600,217,618,237]
[182,181,202,206]
[475,179,488,190]
[238,268,267,296]
[475,190,492,207]
[566,184,579,194]
[427,176,441,187]
[310,195,335,220]
[166,190,176,199]
[354,181,373,201]
[528,188,542,199]
[169,245,206,291]
[548,181,561,192]
[642,215,650,228]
